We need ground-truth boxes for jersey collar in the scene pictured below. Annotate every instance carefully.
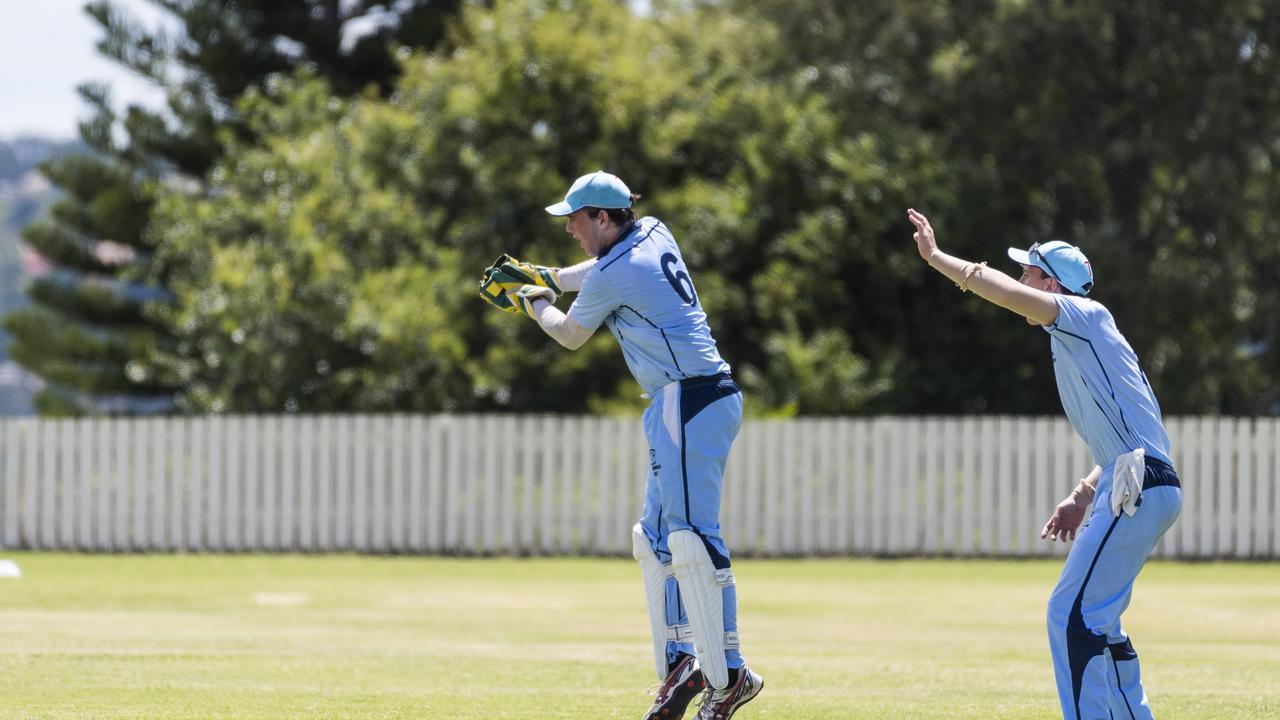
[595,220,637,260]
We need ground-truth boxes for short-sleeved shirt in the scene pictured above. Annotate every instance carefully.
[567,216,730,395]
[1045,295,1173,469]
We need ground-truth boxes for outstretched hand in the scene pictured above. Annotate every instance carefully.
[907,208,938,262]
[1041,491,1091,543]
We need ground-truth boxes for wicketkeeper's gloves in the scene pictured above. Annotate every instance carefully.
[507,284,557,319]
[479,265,520,313]
[477,253,562,315]
[487,254,562,295]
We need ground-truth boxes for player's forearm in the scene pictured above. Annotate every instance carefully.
[927,250,1057,325]
[555,258,597,293]
[929,250,1022,305]
[530,299,594,350]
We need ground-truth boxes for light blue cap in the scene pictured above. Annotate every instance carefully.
[1007,240,1094,295]
[545,171,632,216]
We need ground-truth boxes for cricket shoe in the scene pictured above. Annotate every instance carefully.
[642,653,706,720]
[692,666,763,720]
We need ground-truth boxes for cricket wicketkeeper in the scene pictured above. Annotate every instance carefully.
[479,171,763,720]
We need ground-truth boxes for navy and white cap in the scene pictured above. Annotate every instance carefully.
[1008,240,1094,295]
[545,171,632,216]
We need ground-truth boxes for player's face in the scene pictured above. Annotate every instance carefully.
[565,209,608,255]
[1018,265,1058,325]
[1018,265,1056,291]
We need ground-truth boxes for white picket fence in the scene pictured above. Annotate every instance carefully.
[0,415,1276,559]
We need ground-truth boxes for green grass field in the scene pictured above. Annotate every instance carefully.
[1,554,1277,719]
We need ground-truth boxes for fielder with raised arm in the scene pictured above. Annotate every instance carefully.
[478,171,763,720]
[907,208,1182,720]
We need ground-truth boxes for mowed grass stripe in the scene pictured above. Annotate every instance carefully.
[0,555,1277,719]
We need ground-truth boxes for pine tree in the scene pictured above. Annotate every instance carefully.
[7,0,463,414]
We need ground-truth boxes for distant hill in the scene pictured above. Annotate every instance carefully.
[0,137,83,414]
[0,136,80,184]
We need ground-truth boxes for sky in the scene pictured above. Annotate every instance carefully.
[0,0,170,141]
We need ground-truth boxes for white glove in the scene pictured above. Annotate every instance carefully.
[1111,448,1145,517]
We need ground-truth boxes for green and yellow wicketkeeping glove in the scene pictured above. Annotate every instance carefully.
[487,254,562,295]
[478,265,520,314]
[477,254,562,315]
[507,284,557,319]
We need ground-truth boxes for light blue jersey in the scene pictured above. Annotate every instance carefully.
[568,217,730,395]
[1045,295,1173,470]
[1044,294,1183,720]
[569,215,746,679]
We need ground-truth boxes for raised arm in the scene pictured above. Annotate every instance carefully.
[907,208,1060,327]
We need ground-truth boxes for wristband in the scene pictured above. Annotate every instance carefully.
[957,262,988,292]
[1073,479,1095,502]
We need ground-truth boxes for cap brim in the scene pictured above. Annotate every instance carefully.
[1007,247,1032,266]
[545,201,574,216]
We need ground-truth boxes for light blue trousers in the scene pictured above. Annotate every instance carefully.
[636,374,744,671]
[1047,459,1181,720]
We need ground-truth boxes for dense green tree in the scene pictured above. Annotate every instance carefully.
[949,0,1280,415]
[149,0,899,414]
[8,0,465,414]
[737,0,1280,415]
[147,78,462,412]
[145,0,1280,416]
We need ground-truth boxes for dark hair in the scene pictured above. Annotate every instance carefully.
[584,193,641,225]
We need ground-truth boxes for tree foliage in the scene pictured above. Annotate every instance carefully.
[8,0,464,414]
[74,0,1280,415]
[152,0,886,413]
[740,0,1280,414]
[152,0,1280,412]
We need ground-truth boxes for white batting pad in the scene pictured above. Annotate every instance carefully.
[669,529,732,689]
[632,524,671,680]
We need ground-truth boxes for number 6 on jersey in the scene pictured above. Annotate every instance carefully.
[661,252,698,306]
